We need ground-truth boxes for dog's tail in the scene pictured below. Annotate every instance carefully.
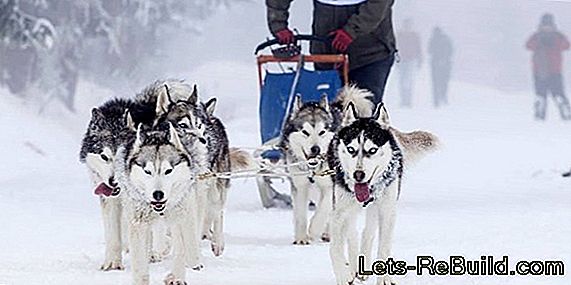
[391,128,440,165]
[229,147,255,172]
[335,84,375,117]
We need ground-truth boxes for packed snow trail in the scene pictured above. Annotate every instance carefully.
[0,69,569,285]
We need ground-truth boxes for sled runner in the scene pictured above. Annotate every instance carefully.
[254,35,349,208]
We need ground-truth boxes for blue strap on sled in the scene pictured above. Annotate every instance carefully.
[259,68,342,148]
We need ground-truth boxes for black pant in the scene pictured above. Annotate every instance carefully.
[348,55,395,106]
[534,73,571,120]
[431,61,451,107]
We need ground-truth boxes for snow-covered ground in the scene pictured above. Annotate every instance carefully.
[0,60,570,285]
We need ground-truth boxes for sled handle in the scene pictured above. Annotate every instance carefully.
[254,34,330,55]
[256,54,349,87]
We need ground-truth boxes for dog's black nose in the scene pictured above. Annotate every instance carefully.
[353,170,366,182]
[153,190,164,201]
[108,176,117,187]
[310,145,321,155]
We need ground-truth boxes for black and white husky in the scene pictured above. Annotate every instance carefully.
[280,86,374,245]
[327,103,438,285]
[79,98,156,270]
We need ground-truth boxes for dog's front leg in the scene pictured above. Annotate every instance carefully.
[149,220,171,263]
[290,176,311,245]
[329,197,358,285]
[375,189,398,285]
[184,190,203,270]
[164,223,187,285]
[308,179,333,242]
[129,222,150,285]
[100,197,124,271]
[210,182,228,256]
[357,206,379,281]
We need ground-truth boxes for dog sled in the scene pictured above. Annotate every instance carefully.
[254,35,349,208]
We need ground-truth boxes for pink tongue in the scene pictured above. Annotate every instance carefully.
[354,183,370,203]
[94,183,114,197]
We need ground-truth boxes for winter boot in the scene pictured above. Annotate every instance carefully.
[534,96,547,120]
[555,95,571,120]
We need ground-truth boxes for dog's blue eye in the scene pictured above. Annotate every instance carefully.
[164,169,172,175]
[101,154,109,162]
[347,147,356,154]
[178,123,189,129]
[301,130,310,136]
[318,130,326,136]
[368,148,378,155]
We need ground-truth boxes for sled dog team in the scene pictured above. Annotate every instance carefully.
[80,79,438,285]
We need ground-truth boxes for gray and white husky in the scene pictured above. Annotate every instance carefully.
[79,98,155,270]
[280,86,374,245]
[115,121,199,285]
[143,79,250,259]
[327,103,438,285]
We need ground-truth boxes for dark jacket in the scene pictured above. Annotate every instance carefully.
[526,29,570,76]
[266,0,396,70]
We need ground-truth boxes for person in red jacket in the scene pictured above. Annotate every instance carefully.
[526,13,571,121]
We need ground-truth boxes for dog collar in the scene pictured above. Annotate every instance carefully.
[361,149,403,208]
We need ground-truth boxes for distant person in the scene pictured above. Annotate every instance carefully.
[396,19,422,107]
[526,13,571,121]
[428,27,453,108]
[266,0,397,106]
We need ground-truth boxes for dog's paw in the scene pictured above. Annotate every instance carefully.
[191,263,204,271]
[100,260,124,271]
[321,233,330,242]
[335,265,355,285]
[376,275,396,285]
[293,235,311,245]
[211,242,224,256]
[164,273,187,285]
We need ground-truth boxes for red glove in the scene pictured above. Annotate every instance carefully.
[330,29,353,53]
[275,28,295,45]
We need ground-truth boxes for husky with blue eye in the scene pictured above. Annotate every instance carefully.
[280,86,374,245]
[327,103,438,285]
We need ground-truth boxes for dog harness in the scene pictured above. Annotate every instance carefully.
[361,149,403,207]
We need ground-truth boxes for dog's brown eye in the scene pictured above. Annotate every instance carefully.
[318,130,326,136]
[165,169,172,175]
[347,147,356,155]
[368,148,378,155]
[301,130,310,136]
[101,154,109,162]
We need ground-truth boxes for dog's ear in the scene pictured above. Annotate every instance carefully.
[168,122,185,151]
[291,95,302,115]
[91,108,104,121]
[204,97,217,116]
[187,84,198,105]
[124,109,136,131]
[319,94,330,112]
[133,124,143,153]
[372,103,390,126]
[342,102,358,126]
[156,84,174,117]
